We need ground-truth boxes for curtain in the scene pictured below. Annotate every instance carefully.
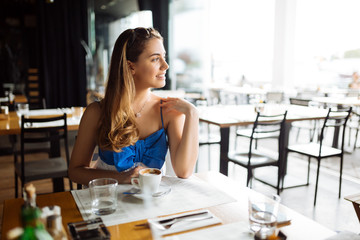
[38,0,88,108]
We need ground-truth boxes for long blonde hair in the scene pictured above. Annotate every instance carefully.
[98,28,163,152]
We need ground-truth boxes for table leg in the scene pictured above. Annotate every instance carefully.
[219,127,230,176]
[279,122,291,176]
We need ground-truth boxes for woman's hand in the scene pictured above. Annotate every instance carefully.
[160,97,198,116]
[159,97,199,178]
[120,165,146,184]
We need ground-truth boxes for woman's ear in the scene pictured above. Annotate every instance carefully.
[127,60,136,75]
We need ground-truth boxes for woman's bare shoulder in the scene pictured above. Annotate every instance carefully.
[82,101,102,121]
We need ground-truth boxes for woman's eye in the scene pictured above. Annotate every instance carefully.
[152,58,160,62]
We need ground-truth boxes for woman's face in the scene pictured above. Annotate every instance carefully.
[130,38,169,89]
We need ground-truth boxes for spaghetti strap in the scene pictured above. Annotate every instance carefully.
[160,99,164,128]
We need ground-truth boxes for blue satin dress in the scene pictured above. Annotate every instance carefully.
[98,106,168,172]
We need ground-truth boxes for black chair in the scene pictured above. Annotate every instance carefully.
[228,111,287,194]
[289,98,319,142]
[197,123,221,171]
[196,98,221,172]
[265,91,284,104]
[286,107,352,206]
[14,113,72,197]
[347,110,360,152]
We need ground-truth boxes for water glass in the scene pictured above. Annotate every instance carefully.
[17,103,29,117]
[248,191,281,239]
[89,178,118,215]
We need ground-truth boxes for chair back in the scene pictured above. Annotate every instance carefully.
[265,91,284,103]
[248,111,288,161]
[318,107,352,154]
[289,97,311,106]
[20,114,69,177]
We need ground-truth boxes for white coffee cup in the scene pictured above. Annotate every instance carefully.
[131,168,162,195]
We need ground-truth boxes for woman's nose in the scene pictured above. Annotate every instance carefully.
[161,59,169,70]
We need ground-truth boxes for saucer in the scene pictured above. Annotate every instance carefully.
[132,182,171,200]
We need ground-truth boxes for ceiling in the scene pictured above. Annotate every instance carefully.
[94,0,139,19]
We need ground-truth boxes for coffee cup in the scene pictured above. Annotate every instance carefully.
[131,168,162,195]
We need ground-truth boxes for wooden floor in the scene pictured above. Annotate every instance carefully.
[1,126,360,237]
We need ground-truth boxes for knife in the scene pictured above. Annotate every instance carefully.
[158,211,209,224]
[134,211,209,228]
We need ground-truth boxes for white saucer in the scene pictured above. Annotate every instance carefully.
[132,182,171,200]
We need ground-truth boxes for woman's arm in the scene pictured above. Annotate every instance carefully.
[68,102,141,185]
[160,98,199,178]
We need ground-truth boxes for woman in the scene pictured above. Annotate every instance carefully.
[69,27,199,185]
[349,71,360,89]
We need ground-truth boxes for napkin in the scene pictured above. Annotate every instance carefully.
[161,221,254,240]
[325,231,360,240]
[148,209,221,237]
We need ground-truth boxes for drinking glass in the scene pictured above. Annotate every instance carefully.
[17,103,29,117]
[89,178,118,215]
[248,191,281,239]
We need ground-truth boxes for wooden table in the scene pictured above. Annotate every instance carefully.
[0,108,82,192]
[209,85,267,104]
[312,96,360,107]
[13,95,28,104]
[0,108,82,136]
[1,171,335,240]
[199,104,332,187]
[344,193,360,222]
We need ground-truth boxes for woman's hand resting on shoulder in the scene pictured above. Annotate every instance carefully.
[159,97,198,116]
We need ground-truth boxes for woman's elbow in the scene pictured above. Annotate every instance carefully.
[68,167,76,182]
[175,168,193,179]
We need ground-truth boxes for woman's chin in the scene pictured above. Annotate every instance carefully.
[155,80,166,88]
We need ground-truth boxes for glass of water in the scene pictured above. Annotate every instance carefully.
[16,103,29,117]
[89,178,118,215]
[248,191,281,239]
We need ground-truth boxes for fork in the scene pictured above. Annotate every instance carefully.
[158,215,213,230]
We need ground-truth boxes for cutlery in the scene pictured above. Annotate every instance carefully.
[122,188,141,195]
[161,215,213,230]
[135,211,210,229]
[158,211,209,225]
[123,187,171,197]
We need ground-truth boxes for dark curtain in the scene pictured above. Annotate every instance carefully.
[138,0,170,90]
[38,0,88,108]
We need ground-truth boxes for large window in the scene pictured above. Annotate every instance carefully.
[209,0,275,87]
[293,0,360,89]
[169,0,275,93]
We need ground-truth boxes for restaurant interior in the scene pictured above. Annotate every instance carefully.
[1,0,360,239]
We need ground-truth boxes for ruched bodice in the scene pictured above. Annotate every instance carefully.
[97,102,168,172]
[98,128,168,172]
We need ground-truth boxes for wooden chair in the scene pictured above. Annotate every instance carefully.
[286,107,352,206]
[227,111,287,194]
[344,193,360,223]
[14,113,72,197]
